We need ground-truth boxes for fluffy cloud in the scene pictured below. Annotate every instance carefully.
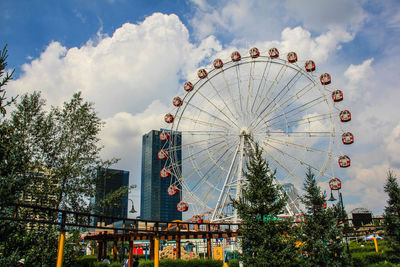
[7,13,222,214]
[9,13,222,119]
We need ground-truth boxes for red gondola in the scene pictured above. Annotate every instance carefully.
[320,73,331,85]
[160,131,169,141]
[332,89,343,102]
[197,69,207,79]
[338,155,351,168]
[295,214,305,223]
[287,52,297,63]
[177,201,189,212]
[164,113,174,123]
[339,110,351,122]
[329,178,342,190]
[231,51,241,62]
[158,149,168,160]
[173,96,183,107]
[160,168,171,178]
[249,47,260,58]
[184,81,194,92]
[304,60,315,72]
[213,58,223,69]
[268,48,279,58]
[168,185,178,196]
[342,132,354,145]
[191,215,203,223]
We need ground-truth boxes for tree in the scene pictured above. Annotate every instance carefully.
[299,168,347,267]
[6,91,117,211]
[232,144,297,266]
[0,44,16,118]
[0,91,118,265]
[383,170,400,261]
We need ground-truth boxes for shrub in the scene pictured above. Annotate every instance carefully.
[93,262,110,267]
[138,259,223,266]
[75,255,97,267]
[228,259,239,267]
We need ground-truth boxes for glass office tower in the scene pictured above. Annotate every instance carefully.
[94,168,129,225]
[140,129,182,221]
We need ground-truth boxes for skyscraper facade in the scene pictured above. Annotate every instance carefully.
[94,168,129,225]
[140,129,182,221]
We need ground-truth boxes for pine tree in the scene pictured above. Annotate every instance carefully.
[232,144,297,266]
[299,168,347,267]
[383,170,400,262]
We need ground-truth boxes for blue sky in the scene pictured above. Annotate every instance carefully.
[2,0,400,217]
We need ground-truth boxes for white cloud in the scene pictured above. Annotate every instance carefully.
[344,163,400,215]
[284,0,367,32]
[344,58,375,101]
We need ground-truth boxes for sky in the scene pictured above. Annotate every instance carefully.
[2,0,400,217]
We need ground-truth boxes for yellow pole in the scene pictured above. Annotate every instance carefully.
[56,231,66,267]
[373,235,379,252]
[154,237,160,267]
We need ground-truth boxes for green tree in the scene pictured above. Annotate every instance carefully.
[383,170,400,262]
[299,168,347,267]
[1,91,118,265]
[232,144,297,266]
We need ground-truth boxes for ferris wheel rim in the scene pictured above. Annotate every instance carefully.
[162,48,350,220]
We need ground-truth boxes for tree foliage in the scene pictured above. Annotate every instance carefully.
[232,144,297,266]
[298,168,347,267]
[383,170,400,261]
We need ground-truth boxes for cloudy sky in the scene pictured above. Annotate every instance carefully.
[2,0,400,216]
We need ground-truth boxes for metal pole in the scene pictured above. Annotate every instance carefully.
[56,211,66,267]
[339,192,351,262]
[154,236,160,267]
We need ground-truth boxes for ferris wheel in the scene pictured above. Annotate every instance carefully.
[160,47,353,222]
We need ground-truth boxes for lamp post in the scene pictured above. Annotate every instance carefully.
[328,178,351,264]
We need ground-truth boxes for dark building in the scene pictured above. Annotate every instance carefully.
[140,129,182,221]
[94,168,129,225]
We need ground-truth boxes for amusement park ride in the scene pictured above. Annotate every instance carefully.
[160,46,354,223]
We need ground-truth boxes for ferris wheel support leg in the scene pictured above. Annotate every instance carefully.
[211,144,240,222]
[233,135,246,224]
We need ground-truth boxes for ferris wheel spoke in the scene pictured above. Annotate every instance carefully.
[179,130,229,136]
[253,63,288,115]
[207,79,237,120]
[235,65,244,114]
[246,61,256,115]
[264,95,325,125]
[257,141,303,183]
[251,59,271,113]
[188,144,231,193]
[262,140,331,180]
[185,101,237,129]
[165,135,226,153]
[195,90,240,129]
[263,131,332,137]
[205,144,239,205]
[222,70,242,120]
[251,70,302,130]
[259,70,302,116]
[266,113,332,129]
[255,82,316,127]
[180,116,230,130]
[263,136,333,154]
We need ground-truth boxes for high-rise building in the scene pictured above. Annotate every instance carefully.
[140,129,182,221]
[94,168,129,225]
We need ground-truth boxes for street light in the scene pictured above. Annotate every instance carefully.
[129,199,137,214]
[328,178,351,264]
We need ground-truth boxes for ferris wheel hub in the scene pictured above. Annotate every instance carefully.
[239,126,252,137]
